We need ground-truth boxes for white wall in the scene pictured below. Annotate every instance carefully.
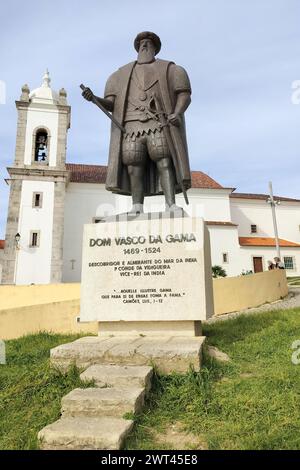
[136,189,232,221]
[229,198,300,275]
[16,180,54,284]
[207,226,242,277]
[63,183,121,282]
[185,189,232,221]
[275,203,300,244]
[24,105,59,167]
[231,198,300,243]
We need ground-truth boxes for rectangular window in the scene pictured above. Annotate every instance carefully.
[251,224,257,233]
[284,256,295,270]
[29,231,40,247]
[32,192,43,208]
[222,253,229,263]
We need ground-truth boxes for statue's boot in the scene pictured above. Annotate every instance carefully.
[159,162,183,213]
[165,203,183,213]
[127,203,144,215]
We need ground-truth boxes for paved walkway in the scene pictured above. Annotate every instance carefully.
[206,287,300,324]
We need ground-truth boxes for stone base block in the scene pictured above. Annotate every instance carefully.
[98,321,202,337]
[38,416,133,450]
[61,387,145,418]
[80,364,153,392]
[50,335,206,374]
[80,217,214,323]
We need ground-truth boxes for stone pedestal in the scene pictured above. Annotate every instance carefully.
[80,214,214,336]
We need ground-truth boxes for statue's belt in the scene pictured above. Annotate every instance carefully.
[124,112,161,123]
[123,95,170,140]
[124,96,164,123]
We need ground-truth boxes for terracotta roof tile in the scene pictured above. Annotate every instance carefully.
[190,171,223,189]
[66,164,108,184]
[66,163,223,189]
[239,237,300,248]
[0,240,5,249]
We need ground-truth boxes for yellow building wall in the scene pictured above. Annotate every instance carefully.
[0,270,288,340]
[0,283,81,310]
[0,283,97,340]
[0,299,98,340]
[213,269,288,315]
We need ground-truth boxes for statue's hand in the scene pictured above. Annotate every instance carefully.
[82,87,94,102]
[168,113,181,127]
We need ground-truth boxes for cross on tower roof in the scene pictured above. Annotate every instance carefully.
[42,69,51,88]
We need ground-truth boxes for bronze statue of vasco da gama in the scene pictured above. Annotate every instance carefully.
[82,31,192,214]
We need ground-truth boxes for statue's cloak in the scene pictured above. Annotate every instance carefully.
[104,59,191,196]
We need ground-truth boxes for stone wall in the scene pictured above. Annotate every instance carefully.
[51,181,66,283]
[0,250,3,283]
[14,101,29,166]
[1,179,22,284]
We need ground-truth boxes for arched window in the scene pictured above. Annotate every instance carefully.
[34,129,48,162]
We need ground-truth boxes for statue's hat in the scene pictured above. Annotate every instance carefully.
[134,31,161,55]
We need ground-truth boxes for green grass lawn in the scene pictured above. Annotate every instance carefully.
[126,307,300,450]
[287,277,300,286]
[0,332,92,450]
[1,308,300,450]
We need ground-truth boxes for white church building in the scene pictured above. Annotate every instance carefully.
[1,72,300,285]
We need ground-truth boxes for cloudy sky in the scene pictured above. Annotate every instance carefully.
[0,0,299,238]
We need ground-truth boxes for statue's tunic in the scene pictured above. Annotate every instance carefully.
[124,62,164,138]
[104,59,191,196]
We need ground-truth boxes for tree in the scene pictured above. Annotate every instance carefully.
[212,265,227,278]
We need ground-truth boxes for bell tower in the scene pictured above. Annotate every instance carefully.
[1,71,71,284]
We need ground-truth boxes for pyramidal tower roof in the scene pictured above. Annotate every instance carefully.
[29,69,59,104]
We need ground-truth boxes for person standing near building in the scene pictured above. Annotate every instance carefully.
[274,257,285,269]
[268,260,275,270]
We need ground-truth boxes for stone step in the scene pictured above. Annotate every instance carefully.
[80,364,153,392]
[38,416,133,450]
[51,335,206,373]
[61,386,145,418]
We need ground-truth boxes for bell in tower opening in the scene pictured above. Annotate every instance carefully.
[35,130,48,162]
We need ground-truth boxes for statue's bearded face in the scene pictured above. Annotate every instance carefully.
[137,38,156,63]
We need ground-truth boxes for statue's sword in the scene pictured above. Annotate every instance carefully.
[80,84,126,133]
[152,94,189,205]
